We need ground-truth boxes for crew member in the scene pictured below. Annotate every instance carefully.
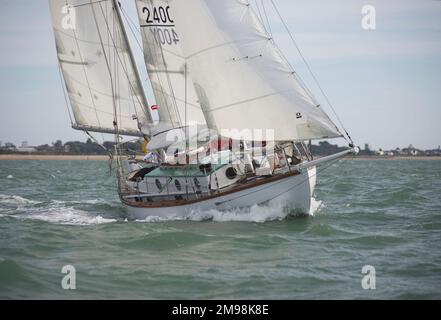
[142,151,159,165]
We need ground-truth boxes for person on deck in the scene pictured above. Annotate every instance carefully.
[140,137,160,166]
[143,151,160,166]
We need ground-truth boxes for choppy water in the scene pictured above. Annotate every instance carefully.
[0,159,440,299]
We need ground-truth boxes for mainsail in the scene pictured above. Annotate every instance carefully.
[135,0,206,128]
[48,0,153,137]
[172,0,342,141]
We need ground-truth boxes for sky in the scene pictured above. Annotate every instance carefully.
[0,0,440,150]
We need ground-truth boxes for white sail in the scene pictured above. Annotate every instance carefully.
[135,0,206,128]
[48,0,153,137]
[172,0,342,141]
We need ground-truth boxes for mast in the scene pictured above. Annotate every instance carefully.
[111,0,150,195]
[113,0,151,137]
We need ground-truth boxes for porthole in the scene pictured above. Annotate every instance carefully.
[193,178,201,190]
[175,179,182,191]
[225,167,238,180]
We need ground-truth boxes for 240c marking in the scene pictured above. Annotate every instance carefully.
[142,6,174,24]
[141,5,179,45]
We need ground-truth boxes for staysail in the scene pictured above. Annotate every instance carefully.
[48,0,153,137]
[135,0,206,128]
[172,0,342,141]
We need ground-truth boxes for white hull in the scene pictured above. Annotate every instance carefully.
[126,166,316,220]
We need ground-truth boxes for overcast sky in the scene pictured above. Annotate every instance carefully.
[0,0,440,150]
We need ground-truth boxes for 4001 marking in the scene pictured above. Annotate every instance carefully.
[150,27,179,45]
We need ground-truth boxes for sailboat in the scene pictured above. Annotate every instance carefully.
[48,0,358,219]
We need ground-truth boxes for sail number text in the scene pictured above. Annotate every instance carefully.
[143,6,173,24]
[150,27,179,46]
[142,6,179,46]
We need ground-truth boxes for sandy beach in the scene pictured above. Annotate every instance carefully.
[0,154,110,161]
[349,155,441,161]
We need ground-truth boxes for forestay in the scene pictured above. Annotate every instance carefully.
[49,0,153,137]
[172,0,342,141]
[135,0,206,128]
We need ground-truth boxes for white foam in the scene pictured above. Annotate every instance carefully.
[26,209,115,225]
[15,207,116,225]
[1,193,323,224]
[50,198,107,206]
[0,194,42,205]
[309,197,324,216]
[191,203,288,222]
[6,175,13,179]
[0,194,116,226]
[136,197,321,223]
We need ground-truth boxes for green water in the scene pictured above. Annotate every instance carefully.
[0,159,440,299]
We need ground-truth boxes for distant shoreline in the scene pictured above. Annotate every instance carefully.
[346,155,441,160]
[0,154,440,161]
[0,154,110,161]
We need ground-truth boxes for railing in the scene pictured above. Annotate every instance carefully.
[118,141,319,203]
[122,172,212,203]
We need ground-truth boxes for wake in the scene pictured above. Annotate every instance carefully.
[136,197,324,223]
[0,193,323,225]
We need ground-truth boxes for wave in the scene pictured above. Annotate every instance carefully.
[136,197,323,223]
[50,198,108,206]
[1,192,323,224]
[0,194,42,205]
[0,194,117,226]
[0,259,24,285]
[310,197,324,216]
[138,206,287,223]
[4,206,117,226]
[21,207,117,225]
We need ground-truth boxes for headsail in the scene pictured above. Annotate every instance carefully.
[134,0,206,128]
[172,0,342,141]
[49,0,153,137]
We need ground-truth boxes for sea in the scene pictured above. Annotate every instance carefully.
[0,159,440,299]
